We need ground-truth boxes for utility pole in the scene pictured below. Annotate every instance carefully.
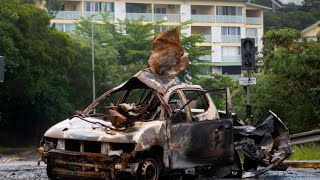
[91,16,96,114]
[240,38,256,125]
[0,56,4,83]
[0,56,4,123]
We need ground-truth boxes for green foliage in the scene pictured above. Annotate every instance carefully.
[191,74,233,110]
[263,3,320,31]
[264,11,316,31]
[0,1,75,146]
[73,13,210,85]
[288,143,320,160]
[240,28,320,133]
[303,0,320,7]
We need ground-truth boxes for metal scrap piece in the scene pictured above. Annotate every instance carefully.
[148,27,189,79]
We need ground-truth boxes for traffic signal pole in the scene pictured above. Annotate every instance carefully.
[246,69,252,125]
[240,38,256,125]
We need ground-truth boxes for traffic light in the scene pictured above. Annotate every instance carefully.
[0,56,4,82]
[241,38,256,70]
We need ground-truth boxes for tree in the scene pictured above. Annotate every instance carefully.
[0,1,75,146]
[191,74,234,110]
[73,14,211,86]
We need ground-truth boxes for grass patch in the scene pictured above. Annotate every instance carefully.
[0,147,10,154]
[288,143,320,160]
[0,146,37,155]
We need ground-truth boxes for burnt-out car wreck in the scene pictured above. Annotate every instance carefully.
[38,28,292,180]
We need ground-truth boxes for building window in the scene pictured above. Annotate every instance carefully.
[155,8,166,14]
[222,66,241,75]
[222,27,240,36]
[55,23,75,32]
[203,66,212,74]
[246,28,257,37]
[222,46,240,56]
[216,6,242,16]
[191,8,197,14]
[246,28,258,44]
[84,2,114,12]
[154,26,168,33]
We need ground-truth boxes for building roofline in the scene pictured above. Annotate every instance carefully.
[270,0,284,7]
[302,21,320,33]
[246,2,272,11]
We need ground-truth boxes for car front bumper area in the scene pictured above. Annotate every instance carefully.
[44,149,129,179]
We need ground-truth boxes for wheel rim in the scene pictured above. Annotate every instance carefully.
[141,158,158,180]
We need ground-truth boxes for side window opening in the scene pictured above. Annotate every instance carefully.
[95,91,125,115]
[168,92,187,123]
[182,90,208,116]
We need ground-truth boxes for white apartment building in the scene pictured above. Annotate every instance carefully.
[50,0,270,77]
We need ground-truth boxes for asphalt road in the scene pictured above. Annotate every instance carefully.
[0,160,319,180]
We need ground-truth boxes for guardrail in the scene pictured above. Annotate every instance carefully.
[289,129,320,145]
[235,129,320,149]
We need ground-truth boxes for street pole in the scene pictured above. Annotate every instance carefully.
[91,17,96,114]
[246,69,252,125]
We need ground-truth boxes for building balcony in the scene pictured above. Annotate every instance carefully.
[203,35,212,43]
[246,17,262,25]
[221,35,241,43]
[222,55,241,62]
[154,14,180,22]
[54,11,114,20]
[199,55,212,61]
[83,12,114,20]
[55,11,81,20]
[216,15,243,23]
[126,13,152,21]
[191,15,215,23]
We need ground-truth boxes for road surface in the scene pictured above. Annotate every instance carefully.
[0,160,319,179]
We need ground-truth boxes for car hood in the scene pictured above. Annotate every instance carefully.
[44,117,166,150]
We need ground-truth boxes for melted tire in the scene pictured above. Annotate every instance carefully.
[140,158,159,180]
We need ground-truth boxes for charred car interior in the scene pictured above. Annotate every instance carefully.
[38,28,292,180]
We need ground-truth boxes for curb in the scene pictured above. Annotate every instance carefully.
[284,160,320,168]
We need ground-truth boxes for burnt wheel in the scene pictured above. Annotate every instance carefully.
[227,151,243,178]
[140,158,159,180]
[46,159,58,180]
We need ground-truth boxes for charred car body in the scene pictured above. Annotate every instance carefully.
[38,28,291,179]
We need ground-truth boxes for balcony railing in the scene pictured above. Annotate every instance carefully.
[221,35,241,43]
[199,55,212,61]
[246,17,262,25]
[154,14,180,22]
[203,35,212,43]
[55,11,81,19]
[191,15,215,23]
[216,15,243,23]
[54,11,114,20]
[83,12,114,20]
[126,13,152,21]
[222,55,241,62]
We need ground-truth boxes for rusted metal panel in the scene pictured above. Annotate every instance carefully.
[44,118,166,151]
[52,167,109,179]
[148,28,188,79]
[168,119,234,169]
